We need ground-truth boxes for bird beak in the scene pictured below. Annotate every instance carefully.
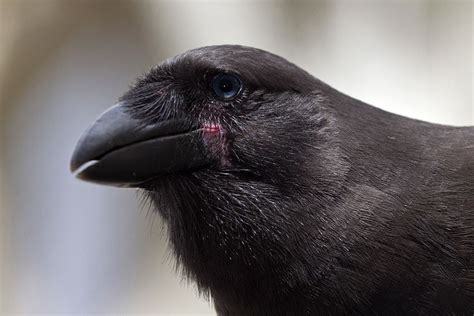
[70,102,210,187]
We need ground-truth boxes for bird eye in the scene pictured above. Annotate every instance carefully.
[211,73,242,99]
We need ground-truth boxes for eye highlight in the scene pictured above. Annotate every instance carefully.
[211,73,242,99]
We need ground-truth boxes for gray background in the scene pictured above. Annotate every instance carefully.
[0,1,472,314]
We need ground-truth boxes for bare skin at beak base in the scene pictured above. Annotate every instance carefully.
[70,103,211,187]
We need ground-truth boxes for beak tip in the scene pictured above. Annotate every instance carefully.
[70,163,77,174]
[70,129,98,175]
[70,152,79,173]
[70,158,101,181]
[70,146,85,174]
[70,142,96,176]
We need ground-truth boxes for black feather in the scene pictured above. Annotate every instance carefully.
[122,45,474,315]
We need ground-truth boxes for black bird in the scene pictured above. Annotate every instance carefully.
[71,45,474,315]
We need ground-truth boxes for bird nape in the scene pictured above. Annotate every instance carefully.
[70,45,474,315]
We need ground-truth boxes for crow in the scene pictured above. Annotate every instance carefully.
[71,45,474,315]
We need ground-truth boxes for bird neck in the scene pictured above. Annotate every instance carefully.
[144,172,345,313]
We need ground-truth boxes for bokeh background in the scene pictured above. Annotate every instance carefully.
[0,0,472,314]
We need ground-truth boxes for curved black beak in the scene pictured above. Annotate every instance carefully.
[70,102,210,187]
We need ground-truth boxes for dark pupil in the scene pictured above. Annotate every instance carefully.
[219,79,233,93]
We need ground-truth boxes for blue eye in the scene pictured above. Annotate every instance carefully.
[211,73,242,99]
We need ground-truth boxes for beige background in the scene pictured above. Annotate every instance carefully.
[0,1,472,315]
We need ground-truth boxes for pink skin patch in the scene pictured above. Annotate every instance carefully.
[201,122,231,167]
[202,122,221,134]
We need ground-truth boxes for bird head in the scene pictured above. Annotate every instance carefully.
[71,45,344,194]
[70,45,352,302]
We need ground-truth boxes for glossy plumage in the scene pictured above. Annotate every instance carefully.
[74,45,474,315]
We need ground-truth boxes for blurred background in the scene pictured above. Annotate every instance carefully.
[0,0,472,314]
